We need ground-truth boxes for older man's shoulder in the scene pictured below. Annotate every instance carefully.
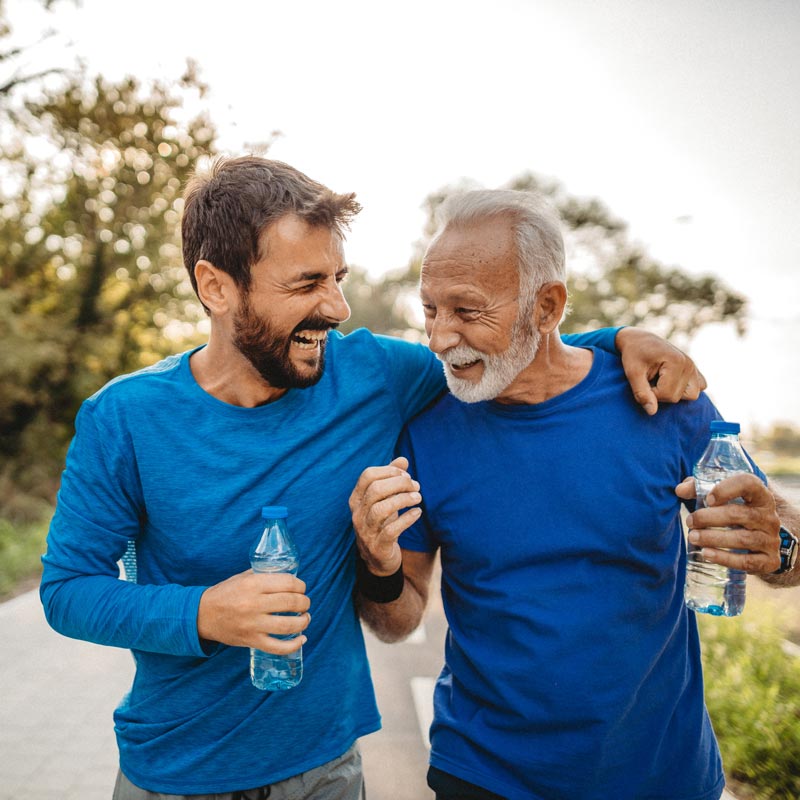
[405,389,470,432]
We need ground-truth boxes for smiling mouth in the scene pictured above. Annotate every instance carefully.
[448,358,481,373]
[291,329,328,350]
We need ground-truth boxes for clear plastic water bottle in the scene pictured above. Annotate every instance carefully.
[684,421,754,617]
[249,506,302,690]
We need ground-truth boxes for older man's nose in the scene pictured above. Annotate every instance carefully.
[427,315,460,354]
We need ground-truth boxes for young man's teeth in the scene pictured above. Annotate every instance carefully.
[292,330,326,350]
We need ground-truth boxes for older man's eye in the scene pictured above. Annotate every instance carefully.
[422,304,436,316]
[456,308,480,319]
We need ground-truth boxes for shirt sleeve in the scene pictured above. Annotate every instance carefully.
[374,334,447,423]
[40,400,210,658]
[561,327,622,353]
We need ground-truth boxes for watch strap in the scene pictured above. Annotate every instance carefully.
[773,526,799,575]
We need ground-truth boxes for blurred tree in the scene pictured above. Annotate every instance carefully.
[338,264,423,340]
[0,0,77,99]
[0,63,216,505]
[370,173,748,343]
[754,423,800,458]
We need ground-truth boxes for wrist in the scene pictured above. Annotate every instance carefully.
[773,525,799,575]
[356,555,404,603]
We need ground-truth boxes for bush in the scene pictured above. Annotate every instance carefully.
[0,515,49,599]
[699,600,800,799]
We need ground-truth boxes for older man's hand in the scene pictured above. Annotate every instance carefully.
[349,456,422,576]
[675,474,782,574]
[616,327,707,415]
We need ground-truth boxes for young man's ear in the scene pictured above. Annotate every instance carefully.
[534,282,568,334]
[194,260,235,315]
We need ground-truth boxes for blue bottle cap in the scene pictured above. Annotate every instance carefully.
[710,420,740,435]
[262,505,288,519]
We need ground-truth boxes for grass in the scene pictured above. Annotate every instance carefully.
[699,597,800,800]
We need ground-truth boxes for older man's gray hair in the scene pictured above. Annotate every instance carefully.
[431,189,566,312]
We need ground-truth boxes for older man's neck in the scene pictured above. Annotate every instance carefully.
[495,333,593,405]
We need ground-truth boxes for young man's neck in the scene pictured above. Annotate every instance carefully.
[190,333,287,408]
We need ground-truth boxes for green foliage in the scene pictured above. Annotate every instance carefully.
[699,602,800,799]
[339,264,423,339]
[401,172,748,345]
[0,65,216,499]
[754,424,800,459]
[0,515,49,598]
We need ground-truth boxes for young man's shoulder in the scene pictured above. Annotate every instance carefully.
[85,350,190,409]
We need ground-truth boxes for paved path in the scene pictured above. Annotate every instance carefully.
[0,588,439,800]
[1,586,739,799]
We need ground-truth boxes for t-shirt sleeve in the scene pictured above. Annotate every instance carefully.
[395,425,438,554]
[40,400,210,657]
[561,327,622,353]
[374,334,447,422]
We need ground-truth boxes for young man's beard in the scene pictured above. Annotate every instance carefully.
[232,295,335,390]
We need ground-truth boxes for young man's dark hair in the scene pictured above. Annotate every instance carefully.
[181,156,362,309]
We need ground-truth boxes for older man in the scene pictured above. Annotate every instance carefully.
[350,189,800,800]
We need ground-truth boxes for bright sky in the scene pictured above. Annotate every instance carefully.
[9,0,800,430]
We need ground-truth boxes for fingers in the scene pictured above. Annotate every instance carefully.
[674,476,695,500]
[705,473,772,509]
[687,528,781,574]
[254,632,307,656]
[653,358,706,404]
[349,458,423,575]
[198,570,311,649]
[685,475,781,574]
[349,457,410,510]
[623,363,659,416]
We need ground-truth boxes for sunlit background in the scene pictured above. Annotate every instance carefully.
[7,0,799,430]
[2,4,800,798]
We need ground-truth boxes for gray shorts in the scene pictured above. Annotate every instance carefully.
[112,742,364,800]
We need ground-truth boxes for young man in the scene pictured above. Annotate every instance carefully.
[350,189,799,800]
[42,158,708,799]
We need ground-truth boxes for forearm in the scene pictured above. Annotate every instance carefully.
[40,572,209,656]
[355,550,434,643]
[561,326,622,354]
[356,578,427,643]
[759,489,800,588]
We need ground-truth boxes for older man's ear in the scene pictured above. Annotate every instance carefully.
[534,282,568,334]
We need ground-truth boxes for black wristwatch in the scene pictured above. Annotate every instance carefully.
[773,526,799,575]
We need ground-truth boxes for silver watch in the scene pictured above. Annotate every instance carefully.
[774,526,799,575]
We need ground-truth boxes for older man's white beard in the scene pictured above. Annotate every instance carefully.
[438,324,542,404]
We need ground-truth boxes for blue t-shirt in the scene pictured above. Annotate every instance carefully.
[40,327,619,793]
[398,347,761,800]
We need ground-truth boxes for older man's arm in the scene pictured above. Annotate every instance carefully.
[349,457,436,641]
[761,490,800,587]
[676,474,800,587]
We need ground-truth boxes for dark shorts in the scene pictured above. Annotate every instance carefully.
[427,766,507,800]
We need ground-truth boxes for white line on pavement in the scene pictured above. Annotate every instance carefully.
[410,676,436,749]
